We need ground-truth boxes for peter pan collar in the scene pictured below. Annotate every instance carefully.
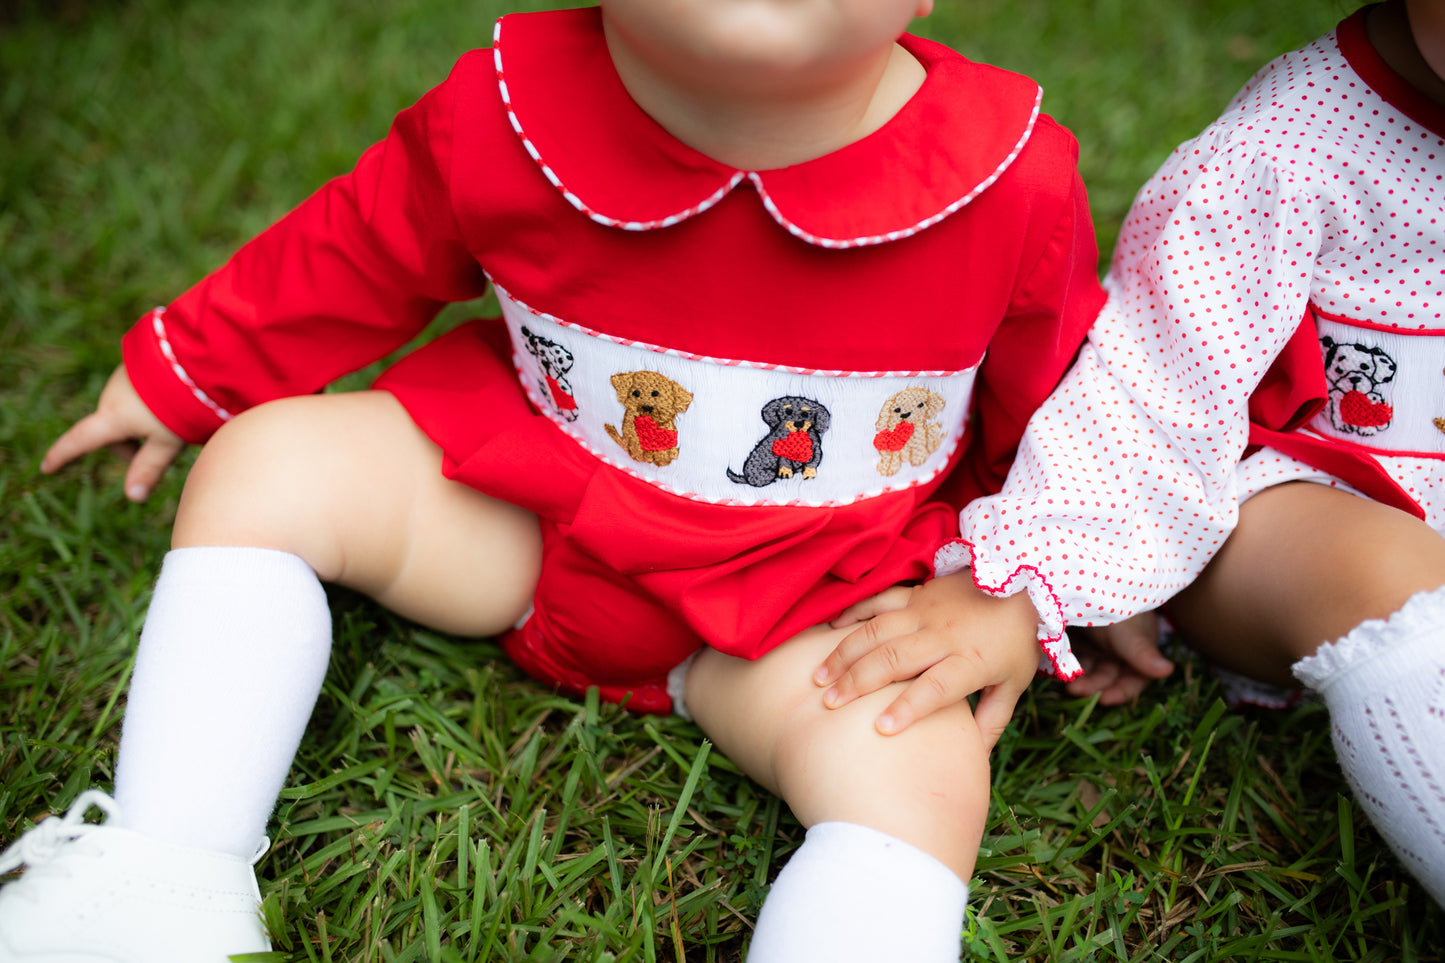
[492,7,1042,249]
[1336,7,1445,139]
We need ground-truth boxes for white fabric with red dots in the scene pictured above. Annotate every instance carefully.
[1237,443,1445,527]
[948,18,1445,678]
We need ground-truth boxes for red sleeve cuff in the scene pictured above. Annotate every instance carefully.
[121,307,233,445]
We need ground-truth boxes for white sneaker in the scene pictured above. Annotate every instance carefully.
[0,791,271,962]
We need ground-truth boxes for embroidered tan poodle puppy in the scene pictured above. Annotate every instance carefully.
[605,370,693,467]
[873,386,945,476]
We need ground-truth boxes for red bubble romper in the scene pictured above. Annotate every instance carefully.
[119,7,1105,712]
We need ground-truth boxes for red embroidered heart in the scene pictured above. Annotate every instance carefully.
[873,421,915,453]
[1340,390,1393,428]
[772,431,813,463]
[634,415,678,451]
[546,376,577,411]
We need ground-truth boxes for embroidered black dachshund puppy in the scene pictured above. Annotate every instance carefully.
[728,396,831,487]
[521,325,580,421]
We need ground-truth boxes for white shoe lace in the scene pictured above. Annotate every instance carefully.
[0,790,120,876]
[0,791,270,874]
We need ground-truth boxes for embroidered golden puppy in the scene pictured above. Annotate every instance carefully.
[605,370,693,467]
[873,386,945,476]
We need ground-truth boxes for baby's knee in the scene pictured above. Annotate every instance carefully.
[775,694,989,879]
[192,396,309,469]
[171,395,393,572]
[1324,523,1445,642]
[1359,548,1445,607]
[774,688,989,813]
[177,401,310,521]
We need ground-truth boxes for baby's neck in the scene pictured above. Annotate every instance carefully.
[1368,0,1445,107]
[603,35,927,172]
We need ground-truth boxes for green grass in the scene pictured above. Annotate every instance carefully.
[2,0,1441,959]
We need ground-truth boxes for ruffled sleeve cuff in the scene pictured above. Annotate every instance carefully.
[933,537,1081,680]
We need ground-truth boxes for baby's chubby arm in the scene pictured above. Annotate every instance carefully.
[813,573,1041,749]
[41,364,184,503]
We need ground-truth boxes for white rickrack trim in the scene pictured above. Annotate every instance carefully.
[149,307,234,422]
[747,88,1043,251]
[492,19,1042,248]
[488,277,966,379]
[494,20,745,233]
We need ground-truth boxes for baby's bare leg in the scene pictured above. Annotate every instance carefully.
[1167,481,1445,686]
[174,390,539,634]
[685,625,987,961]
[1169,480,1445,906]
[117,390,540,856]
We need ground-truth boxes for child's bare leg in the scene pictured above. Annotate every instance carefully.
[1167,481,1445,686]
[1168,480,1445,905]
[685,624,987,961]
[173,390,539,633]
[0,390,541,958]
[117,390,540,855]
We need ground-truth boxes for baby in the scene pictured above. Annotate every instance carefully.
[0,1,1115,960]
[1054,0,1445,908]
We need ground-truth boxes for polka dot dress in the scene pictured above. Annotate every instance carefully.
[950,13,1445,679]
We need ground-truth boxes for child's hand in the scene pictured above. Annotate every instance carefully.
[1064,611,1173,705]
[42,365,186,502]
[813,572,1041,748]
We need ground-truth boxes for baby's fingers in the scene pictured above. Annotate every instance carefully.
[815,612,921,703]
[1103,612,1173,679]
[829,585,914,629]
[122,434,186,502]
[1097,671,1152,706]
[42,412,133,474]
[973,681,1027,751]
[1064,660,1123,698]
[872,657,978,735]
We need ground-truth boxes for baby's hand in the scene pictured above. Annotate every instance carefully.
[1064,611,1173,705]
[42,365,185,502]
[813,571,1041,748]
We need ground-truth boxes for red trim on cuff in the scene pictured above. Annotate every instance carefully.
[121,311,228,445]
[936,535,1080,681]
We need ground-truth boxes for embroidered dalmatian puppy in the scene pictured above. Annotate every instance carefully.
[1321,335,1396,437]
[521,325,580,422]
[728,396,831,487]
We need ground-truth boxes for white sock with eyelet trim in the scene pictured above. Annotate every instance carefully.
[114,546,332,858]
[745,821,968,963]
[1292,585,1445,907]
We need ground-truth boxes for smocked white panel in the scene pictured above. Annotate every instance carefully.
[1309,315,1445,455]
[497,285,978,507]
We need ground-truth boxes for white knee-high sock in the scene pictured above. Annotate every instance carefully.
[114,546,332,858]
[1293,585,1445,906]
[746,822,968,963]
